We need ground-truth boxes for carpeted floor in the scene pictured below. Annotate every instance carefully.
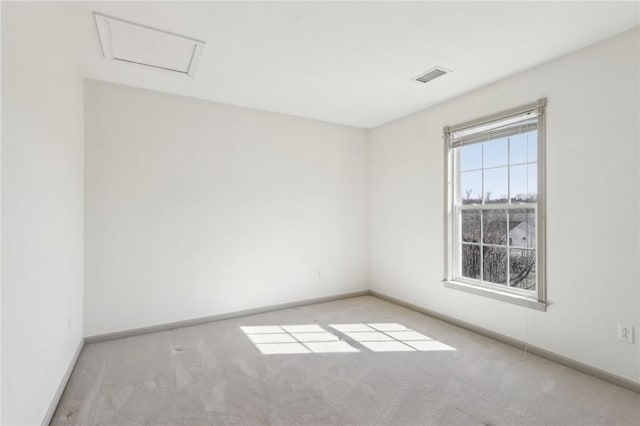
[52,296,640,425]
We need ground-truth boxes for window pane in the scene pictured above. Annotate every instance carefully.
[509,209,535,248]
[461,170,482,205]
[528,164,537,201]
[510,164,537,203]
[461,244,480,280]
[461,210,480,243]
[483,246,507,284]
[527,130,538,162]
[483,167,508,204]
[509,165,526,203]
[483,137,508,168]
[509,133,528,165]
[460,144,482,171]
[483,209,507,245]
[510,249,536,290]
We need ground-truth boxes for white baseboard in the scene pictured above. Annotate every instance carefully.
[370,290,640,394]
[85,290,370,344]
[42,338,85,426]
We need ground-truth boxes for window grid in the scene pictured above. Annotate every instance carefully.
[457,206,537,289]
[456,194,537,287]
[461,159,536,173]
[458,147,538,205]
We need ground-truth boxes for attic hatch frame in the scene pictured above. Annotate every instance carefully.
[94,12,206,77]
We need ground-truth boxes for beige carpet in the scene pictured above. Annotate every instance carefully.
[52,296,640,425]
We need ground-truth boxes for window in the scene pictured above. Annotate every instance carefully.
[444,99,546,311]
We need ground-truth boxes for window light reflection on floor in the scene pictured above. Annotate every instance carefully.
[240,325,359,354]
[330,323,456,352]
[241,323,456,354]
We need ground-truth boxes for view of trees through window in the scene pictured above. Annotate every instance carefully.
[456,128,537,291]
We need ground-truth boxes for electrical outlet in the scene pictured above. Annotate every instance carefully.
[618,324,634,344]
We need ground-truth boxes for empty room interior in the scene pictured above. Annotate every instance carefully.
[2,1,640,425]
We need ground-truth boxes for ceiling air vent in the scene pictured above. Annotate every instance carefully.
[413,66,450,84]
[94,12,206,76]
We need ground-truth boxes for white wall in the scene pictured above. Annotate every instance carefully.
[369,28,640,383]
[84,81,368,336]
[0,4,3,420]
[1,3,85,425]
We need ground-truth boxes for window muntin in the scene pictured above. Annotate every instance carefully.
[445,100,546,305]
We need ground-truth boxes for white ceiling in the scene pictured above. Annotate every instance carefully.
[68,1,639,128]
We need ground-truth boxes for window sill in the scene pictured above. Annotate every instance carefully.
[443,280,547,311]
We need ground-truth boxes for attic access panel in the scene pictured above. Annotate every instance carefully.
[94,12,206,76]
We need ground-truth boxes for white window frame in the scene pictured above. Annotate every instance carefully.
[443,99,547,311]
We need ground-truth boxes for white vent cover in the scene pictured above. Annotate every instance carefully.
[94,13,206,76]
[413,66,450,84]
